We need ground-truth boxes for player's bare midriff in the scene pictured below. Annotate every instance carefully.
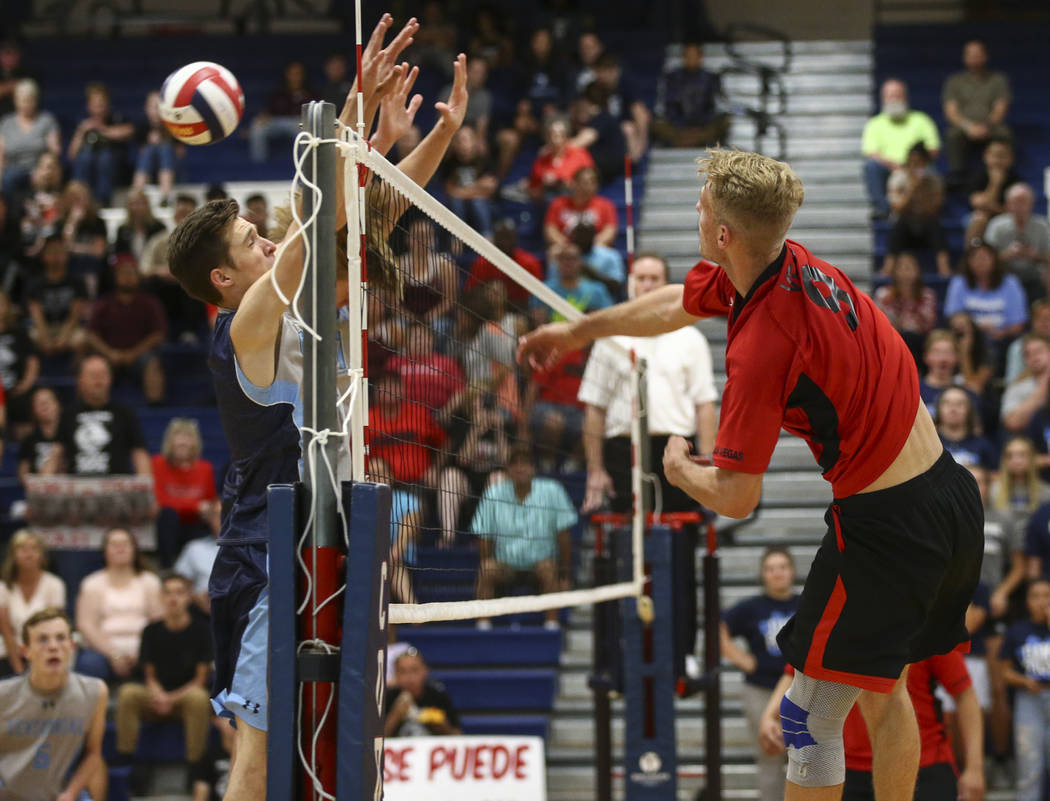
[856,402,943,495]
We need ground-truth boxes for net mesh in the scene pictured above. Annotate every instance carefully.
[338,132,644,625]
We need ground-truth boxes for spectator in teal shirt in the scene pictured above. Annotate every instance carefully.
[472,445,578,629]
[531,241,613,325]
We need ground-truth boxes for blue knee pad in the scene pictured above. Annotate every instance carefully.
[780,672,861,787]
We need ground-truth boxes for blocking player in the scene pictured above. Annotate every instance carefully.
[518,148,984,801]
[165,15,468,801]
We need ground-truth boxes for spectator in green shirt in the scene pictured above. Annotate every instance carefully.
[942,39,1012,182]
[472,444,578,629]
[862,79,941,219]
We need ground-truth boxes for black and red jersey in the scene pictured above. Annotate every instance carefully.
[682,239,919,498]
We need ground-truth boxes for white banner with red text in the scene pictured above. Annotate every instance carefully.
[24,475,156,550]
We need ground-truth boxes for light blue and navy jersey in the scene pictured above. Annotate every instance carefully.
[209,310,301,545]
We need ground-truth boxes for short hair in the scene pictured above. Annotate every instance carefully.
[1032,299,1050,316]
[174,193,197,208]
[22,607,71,646]
[595,52,620,69]
[633,251,670,282]
[573,166,599,183]
[245,193,267,206]
[14,78,38,99]
[907,142,931,163]
[161,417,203,463]
[159,571,192,589]
[923,329,957,355]
[696,149,804,253]
[394,646,425,667]
[760,545,795,572]
[168,199,239,305]
[85,81,109,100]
[77,352,112,378]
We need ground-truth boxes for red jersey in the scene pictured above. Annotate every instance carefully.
[386,354,464,411]
[366,402,446,484]
[682,240,919,497]
[843,652,971,771]
[151,454,216,524]
[544,195,618,239]
[529,146,595,193]
[465,248,545,306]
[531,349,588,409]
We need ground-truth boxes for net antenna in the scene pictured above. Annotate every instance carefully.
[337,125,647,625]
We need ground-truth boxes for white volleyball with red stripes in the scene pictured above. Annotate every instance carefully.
[158,62,244,145]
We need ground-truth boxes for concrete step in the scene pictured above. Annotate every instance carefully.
[546,763,763,801]
[642,228,869,259]
[642,181,867,207]
[721,70,872,96]
[731,115,868,139]
[733,507,828,544]
[760,471,832,507]
[645,146,865,181]
[641,204,868,231]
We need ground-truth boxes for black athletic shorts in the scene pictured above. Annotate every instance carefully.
[843,762,957,801]
[777,450,984,692]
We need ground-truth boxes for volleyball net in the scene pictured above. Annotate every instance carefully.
[337,124,647,626]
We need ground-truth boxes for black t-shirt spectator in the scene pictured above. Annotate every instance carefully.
[583,108,627,180]
[0,326,35,391]
[722,593,800,689]
[113,219,166,258]
[140,617,212,691]
[57,400,146,475]
[441,152,495,190]
[967,165,1023,207]
[18,425,60,476]
[606,77,641,122]
[27,273,88,325]
[383,680,461,735]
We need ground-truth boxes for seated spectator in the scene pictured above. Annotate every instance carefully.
[516,27,570,125]
[366,456,420,603]
[528,117,595,203]
[985,183,1050,301]
[409,0,458,80]
[438,393,509,546]
[0,39,31,118]
[946,312,993,398]
[526,346,587,472]
[132,90,181,204]
[861,79,940,219]
[442,125,497,237]
[67,81,133,205]
[998,579,1050,801]
[1001,335,1050,433]
[242,192,269,240]
[1008,300,1050,385]
[48,354,152,476]
[468,5,514,71]
[544,166,617,248]
[152,418,216,567]
[75,527,162,680]
[534,241,613,325]
[114,572,212,791]
[919,329,977,415]
[969,463,1024,618]
[572,31,605,95]
[113,187,167,262]
[16,386,61,487]
[0,608,108,801]
[966,139,1020,242]
[56,179,108,290]
[720,547,798,801]
[571,221,626,299]
[387,321,464,416]
[992,437,1050,534]
[365,371,446,486]
[651,42,729,149]
[14,150,62,262]
[944,241,1027,352]
[320,51,353,110]
[0,529,66,677]
[0,288,39,435]
[942,39,1012,183]
[0,78,60,198]
[383,647,461,736]
[568,81,628,182]
[85,255,168,403]
[399,217,456,343]
[173,499,220,616]
[25,234,88,359]
[464,218,544,316]
[591,51,650,161]
[250,60,319,163]
[140,194,207,343]
[935,386,995,469]
[873,251,938,361]
[472,445,577,628]
[883,143,949,276]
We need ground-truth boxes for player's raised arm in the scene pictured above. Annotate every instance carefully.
[517,284,698,370]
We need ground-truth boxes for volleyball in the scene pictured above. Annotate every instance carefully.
[158,61,244,145]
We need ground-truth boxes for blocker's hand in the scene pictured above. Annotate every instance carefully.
[375,63,422,148]
[435,53,469,131]
[516,322,587,370]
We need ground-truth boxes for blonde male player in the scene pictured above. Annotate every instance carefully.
[519,149,984,801]
[166,14,469,801]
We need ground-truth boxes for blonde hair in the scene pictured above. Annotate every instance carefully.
[0,529,48,587]
[162,417,203,463]
[994,436,1043,514]
[696,148,804,252]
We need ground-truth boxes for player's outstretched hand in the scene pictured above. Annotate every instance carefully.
[361,14,418,98]
[435,53,469,130]
[375,62,422,149]
[516,321,586,370]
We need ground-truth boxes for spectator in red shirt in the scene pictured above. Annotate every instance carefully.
[385,321,465,414]
[528,117,595,203]
[85,254,167,403]
[464,218,544,315]
[544,166,618,248]
[151,418,216,567]
[526,348,588,472]
[366,372,447,486]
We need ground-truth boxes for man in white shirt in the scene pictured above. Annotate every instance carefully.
[578,252,718,514]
